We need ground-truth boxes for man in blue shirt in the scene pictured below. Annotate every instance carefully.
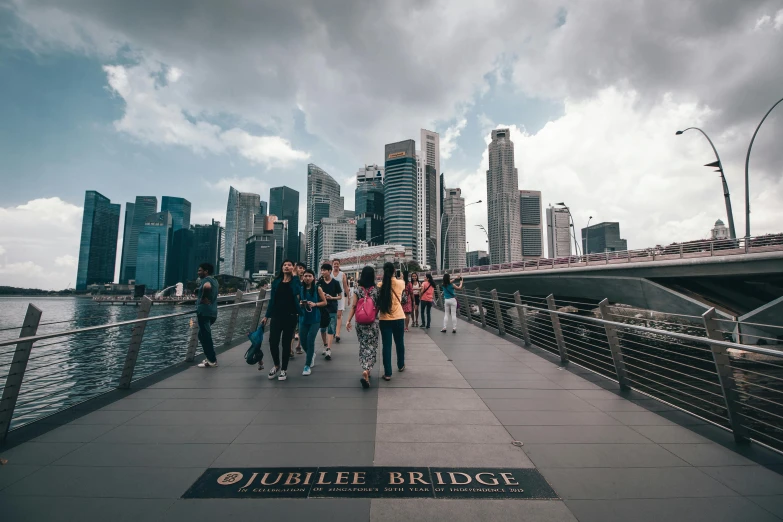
[196,262,220,368]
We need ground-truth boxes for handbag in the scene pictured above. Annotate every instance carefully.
[245,325,264,365]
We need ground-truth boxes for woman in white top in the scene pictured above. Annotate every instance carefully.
[411,273,421,327]
[332,258,349,344]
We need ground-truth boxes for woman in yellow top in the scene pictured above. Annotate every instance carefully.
[377,262,406,381]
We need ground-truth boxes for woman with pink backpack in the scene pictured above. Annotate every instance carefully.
[346,265,380,388]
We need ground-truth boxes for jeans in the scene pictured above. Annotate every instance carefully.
[420,301,432,328]
[197,314,217,363]
[269,314,298,371]
[443,298,458,330]
[297,315,305,345]
[379,319,405,377]
[320,311,337,335]
[300,321,320,367]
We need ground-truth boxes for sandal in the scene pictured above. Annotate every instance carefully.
[360,370,371,389]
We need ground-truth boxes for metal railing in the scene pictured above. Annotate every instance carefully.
[431,233,783,277]
[0,290,267,442]
[434,287,783,452]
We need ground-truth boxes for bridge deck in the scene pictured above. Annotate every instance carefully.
[2,309,783,521]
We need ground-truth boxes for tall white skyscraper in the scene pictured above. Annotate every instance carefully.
[442,187,466,270]
[306,163,344,267]
[419,129,440,269]
[223,186,262,277]
[546,205,572,258]
[486,129,521,264]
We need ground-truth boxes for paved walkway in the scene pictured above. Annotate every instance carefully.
[2,309,783,521]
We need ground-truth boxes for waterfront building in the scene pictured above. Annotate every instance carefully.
[192,219,224,276]
[223,186,262,277]
[486,129,521,264]
[166,227,194,286]
[330,244,413,275]
[356,165,385,246]
[466,250,490,267]
[419,129,441,270]
[711,219,730,240]
[384,139,417,259]
[269,186,299,262]
[519,190,543,258]
[76,190,121,291]
[118,202,134,283]
[120,196,157,283]
[582,222,628,254]
[299,232,306,263]
[245,232,277,276]
[306,164,344,267]
[273,219,289,270]
[442,187,466,270]
[160,196,191,232]
[546,205,572,258]
[316,217,356,265]
[135,211,173,291]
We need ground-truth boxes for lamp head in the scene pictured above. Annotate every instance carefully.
[675,130,684,135]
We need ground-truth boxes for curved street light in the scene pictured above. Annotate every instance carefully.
[585,216,593,257]
[744,96,783,240]
[442,200,481,270]
[675,127,736,239]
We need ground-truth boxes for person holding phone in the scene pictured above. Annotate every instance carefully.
[441,273,463,333]
[419,273,435,329]
[298,268,326,375]
[378,262,406,380]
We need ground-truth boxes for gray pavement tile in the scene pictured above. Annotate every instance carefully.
[251,409,376,425]
[565,497,781,522]
[631,399,677,412]
[494,410,622,426]
[540,467,737,499]
[93,424,248,444]
[540,379,602,390]
[749,496,783,519]
[51,442,227,467]
[631,425,711,444]
[151,398,271,411]
[377,410,501,426]
[129,388,267,399]
[467,380,564,389]
[700,465,783,496]
[127,410,259,425]
[660,443,757,467]
[523,443,689,468]
[235,423,376,443]
[376,424,512,443]
[373,442,535,467]
[99,398,166,410]
[32,423,117,443]
[483,397,598,412]
[265,397,378,410]
[369,499,577,522]
[507,425,652,444]
[274,387,379,398]
[0,495,176,522]
[69,409,145,425]
[0,442,83,466]
[606,411,676,425]
[158,499,370,522]
[383,379,471,388]
[568,389,626,400]
[377,397,487,410]
[475,388,576,399]
[212,442,376,467]
[582,398,650,411]
[2,465,205,498]
[0,464,40,491]
[377,387,479,399]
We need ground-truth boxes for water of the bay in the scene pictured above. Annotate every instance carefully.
[0,296,259,429]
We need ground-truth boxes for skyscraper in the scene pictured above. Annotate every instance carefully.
[546,205,572,258]
[316,217,356,264]
[384,139,417,259]
[486,129,521,264]
[118,202,135,282]
[420,129,441,269]
[582,222,628,254]
[76,190,120,291]
[269,186,299,262]
[136,211,173,291]
[442,187,466,270]
[192,219,224,275]
[272,218,288,271]
[161,197,192,232]
[120,196,157,283]
[356,165,384,246]
[223,186,261,277]
[519,190,543,258]
[306,164,344,267]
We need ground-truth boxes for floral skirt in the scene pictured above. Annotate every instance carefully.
[356,322,380,371]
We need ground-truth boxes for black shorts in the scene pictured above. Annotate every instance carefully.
[414,295,420,305]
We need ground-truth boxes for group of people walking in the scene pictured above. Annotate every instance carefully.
[193,258,464,388]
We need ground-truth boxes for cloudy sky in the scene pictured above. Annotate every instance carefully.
[1,0,782,289]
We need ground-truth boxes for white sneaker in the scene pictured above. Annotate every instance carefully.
[278,370,288,381]
[302,366,311,376]
[198,359,218,368]
[268,367,279,380]
[325,349,332,361]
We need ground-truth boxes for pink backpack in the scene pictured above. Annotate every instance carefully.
[355,287,378,325]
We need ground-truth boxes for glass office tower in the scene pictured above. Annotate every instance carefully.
[136,211,173,291]
[120,196,158,283]
[76,190,121,290]
[269,186,300,262]
[384,139,417,258]
[161,197,192,232]
[223,186,261,277]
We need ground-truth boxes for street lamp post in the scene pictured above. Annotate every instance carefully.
[675,127,736,239]
[585,216,593,257]
[744,96,783,241]
[442,200,481,270]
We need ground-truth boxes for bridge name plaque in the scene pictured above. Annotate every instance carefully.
[183,467,558,500]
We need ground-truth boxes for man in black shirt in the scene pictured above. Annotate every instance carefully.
[318,263,342,360]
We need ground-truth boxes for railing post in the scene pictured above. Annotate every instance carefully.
[702,308,750,443]
[0,304,42,442]
[546,294,568,365]
[475,288,486,327]
[185,315,199,362]
[251,288,268,331]
[118,296,152,389]
[435,285,443,309]
[223,291,244,347]
[513,292,532,347]
[680,244,684,258]
[598,299,631,390]
[491,289,505,335]
[459,288,473,324]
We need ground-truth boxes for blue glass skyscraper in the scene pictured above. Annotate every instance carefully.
[76,191,120,290]
[384,140,417,257]
[270,186,300,262]
[120,196,157,283]
[161,196,192,232]
[135,211,173,291]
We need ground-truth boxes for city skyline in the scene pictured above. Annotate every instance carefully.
[3,2,783,289]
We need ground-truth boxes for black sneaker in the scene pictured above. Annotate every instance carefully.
[325,348,332,360]
[335,336,341,343]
